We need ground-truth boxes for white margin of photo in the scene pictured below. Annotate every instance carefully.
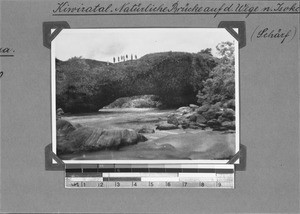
[234,28,240,164]
[51,28,240,165]
[51,29,57,163]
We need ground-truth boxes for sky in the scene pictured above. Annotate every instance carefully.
[54,28,235,62]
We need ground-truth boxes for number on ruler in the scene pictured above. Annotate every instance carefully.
[149,182,154,187]
[71,182,79,187]
[81,182,86,187]
[166,182,171,187]
[200,182,204,187]
[0,71,3,78]
[115,182,120,187]
[216,182,222,187]
[133,182,138,187]
[183,182,187,187]
[98,182,104,187]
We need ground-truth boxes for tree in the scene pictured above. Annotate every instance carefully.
[197,41,235,105]
[216,41,235,65]
[199,48,212,55]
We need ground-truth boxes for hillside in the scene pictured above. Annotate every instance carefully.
[56,58,111,68]
[56,52,218,113]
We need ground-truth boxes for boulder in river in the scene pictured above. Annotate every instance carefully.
[167,114,179,126]
[196,114,207,124]
[103,95,161,109]
[207,119,221,128]
[156,122,179,130]
[222,108,235,120]
[57,119,148,155]
[221,121,235,130]
[56,119,76,136]
[196,104,210,113]
[176,106,193,115]
[189,104,199,109]
[137,126,155,133]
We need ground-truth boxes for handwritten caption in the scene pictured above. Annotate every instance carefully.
[251,26,297,44]
[0,47,15,79]
[53,1,300,17]
[0,47,15,56]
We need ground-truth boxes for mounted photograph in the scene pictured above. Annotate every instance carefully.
[51,28,239,164]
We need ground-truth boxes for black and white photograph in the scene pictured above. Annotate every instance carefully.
[52,28,239,163]
[1,0,300,212]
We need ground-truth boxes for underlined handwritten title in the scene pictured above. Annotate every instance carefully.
[52,1,300,18]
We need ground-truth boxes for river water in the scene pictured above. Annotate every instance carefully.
[60,108,235,160]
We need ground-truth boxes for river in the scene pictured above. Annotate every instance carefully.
[60,108,236,161]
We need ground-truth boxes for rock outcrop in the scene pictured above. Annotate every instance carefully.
[156,122,179,130]
[57,119,148,155]
[56,52,218,113]
[166,100,236,131]
[103,95,161,109]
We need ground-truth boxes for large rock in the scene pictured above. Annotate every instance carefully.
[167,114,179,126]
[137,126,155,134]
[103,95,161,109]
[202,104,223,120]
[176,106,193,115]
[57,119,148,155]
[189,122,207,129]
[202,109,218,120]
[188,113,198,122]
[57,52,218,113]
[207,119,221,128]
[221,121,235,130]
[217,115,231,123]
[156,123,179,130]
[189,104,199,109]
[196,114,207,124]
[56,108,64,117]
[56,119,76,136]
[224,99,235,110]
[222,108,235,120]
[197,104,210,113]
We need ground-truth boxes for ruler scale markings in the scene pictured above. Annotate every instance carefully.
[179,173,217,177]
[65,164,235,188]
[107,173,141,177]
[140,173,178,177]
[105,177,141,181]
[141,177,180,182]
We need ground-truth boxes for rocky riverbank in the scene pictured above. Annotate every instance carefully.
[56,102,236,159]
[157,100,236,132]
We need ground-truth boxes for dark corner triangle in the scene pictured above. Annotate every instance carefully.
[218,21,246,49]
[43,21,70,49]
[226,144,246,171]
[236,144,247,171]
[45,144,65,171]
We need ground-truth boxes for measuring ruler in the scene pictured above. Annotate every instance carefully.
[65,164,235,188]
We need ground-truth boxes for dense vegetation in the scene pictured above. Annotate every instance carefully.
[197,41,235,106]
[56,41,235,113]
